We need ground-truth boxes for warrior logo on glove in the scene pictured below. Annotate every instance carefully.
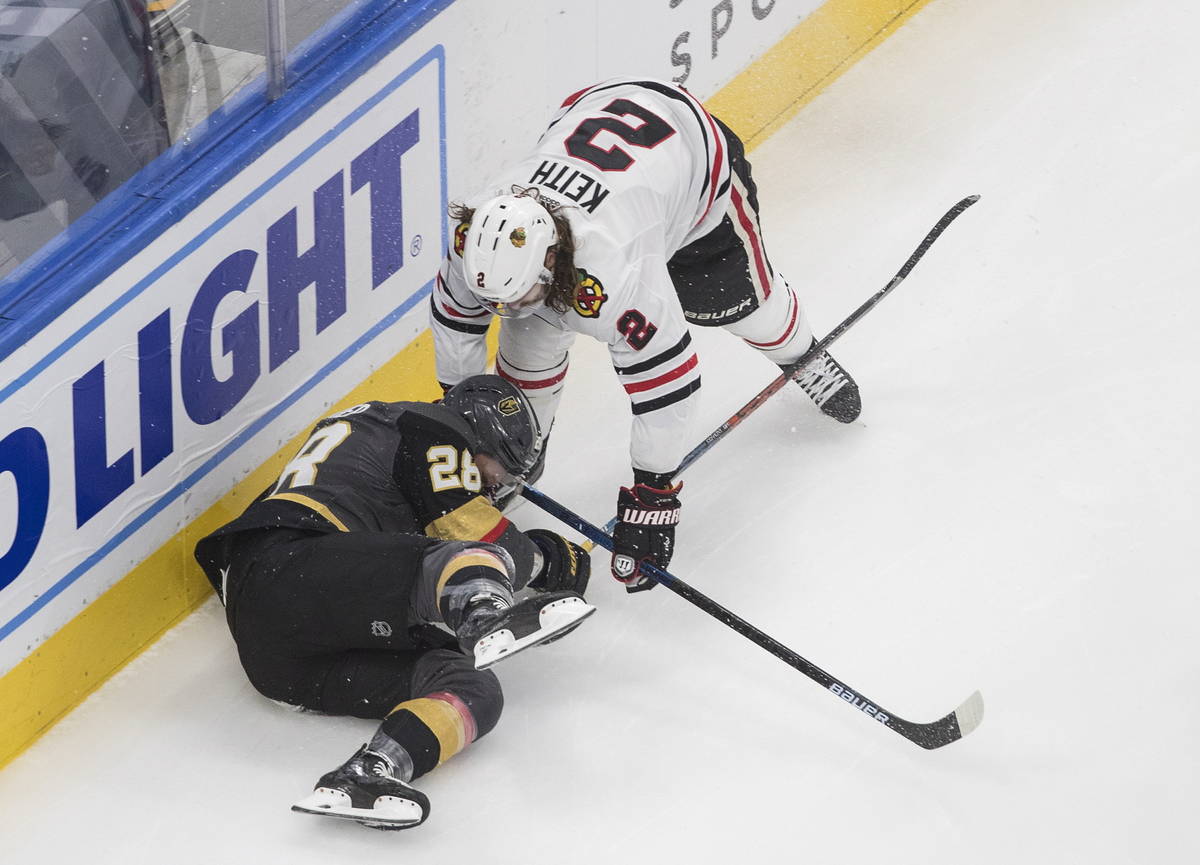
[611,479,682,592]
[612,553,636,579]
[618,505,680,525]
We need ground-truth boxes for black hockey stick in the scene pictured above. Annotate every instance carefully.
[523,484,984,750]
[675,194,980,478]
[588,196,981,543]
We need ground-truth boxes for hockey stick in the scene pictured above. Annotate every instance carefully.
[676,194,980,478]
[585,196,980,544]
[523,483,985,750]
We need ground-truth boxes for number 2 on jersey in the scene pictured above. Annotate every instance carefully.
[618,309,658,350]
[565,98,675,171]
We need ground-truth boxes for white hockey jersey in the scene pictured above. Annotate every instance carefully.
[432,78,735,475]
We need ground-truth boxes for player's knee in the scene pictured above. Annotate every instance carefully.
[418,541,516,627]
[726,279,813,363]
[411,648,505,738]
[239,654,312,710]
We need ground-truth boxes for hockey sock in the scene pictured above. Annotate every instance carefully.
[417,542,516,629]
[367,729,416,782]
[726,279,815,365]
[380,691,479,781]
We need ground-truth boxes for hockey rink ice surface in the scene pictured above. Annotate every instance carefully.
[3,0,1197,861]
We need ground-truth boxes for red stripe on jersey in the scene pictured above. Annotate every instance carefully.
[441,302,489,320]
[561,86,591,108]
[731,183,771,299]
[696,105,725,227]
[745,292,799,349]
[481,517,511,544]
[671,84,725,229]
[497,365,568,390]
[622,354,699,395]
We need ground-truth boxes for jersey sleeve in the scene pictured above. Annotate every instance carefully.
[603,262,701,476]
[394,412,540,586]
[431,244,492,387]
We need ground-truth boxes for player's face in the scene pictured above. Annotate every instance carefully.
[472,448,520,503]
[482,249,556,319]
[500,281,549,316]
[474,452,509,489]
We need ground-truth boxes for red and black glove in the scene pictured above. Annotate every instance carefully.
[611,470,682,593]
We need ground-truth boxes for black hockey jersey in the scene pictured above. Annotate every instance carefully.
[196,400,536,583]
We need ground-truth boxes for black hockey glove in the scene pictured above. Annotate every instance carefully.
[526,529,591,596]
[611,473,682,593]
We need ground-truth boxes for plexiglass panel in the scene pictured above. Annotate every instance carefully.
[0,0,273,280]
[285,0,359,55]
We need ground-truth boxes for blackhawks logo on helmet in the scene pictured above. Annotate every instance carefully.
[453,220,470,257]
[572,269,607,318]
[510,227,527,248]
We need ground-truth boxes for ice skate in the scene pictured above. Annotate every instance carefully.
[292,745,429,831]
[457,590,595,670]
[786,339,861,423]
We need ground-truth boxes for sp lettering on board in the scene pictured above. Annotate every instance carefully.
[668,0,780,85]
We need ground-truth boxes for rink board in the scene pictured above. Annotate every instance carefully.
[0,0,933,768]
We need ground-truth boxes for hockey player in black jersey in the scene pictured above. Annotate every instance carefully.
[432,77,860,592]
[194,375,593,830]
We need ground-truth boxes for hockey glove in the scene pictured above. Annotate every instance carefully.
[526,529,591,596]
[611,474,682,593]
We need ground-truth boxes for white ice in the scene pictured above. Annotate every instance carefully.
[3,0,1198,861]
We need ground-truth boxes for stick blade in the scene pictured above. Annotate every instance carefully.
[954,690,985,738]
[896,689,985,750]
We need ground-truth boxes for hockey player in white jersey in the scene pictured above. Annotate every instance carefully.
[431,77,859,590]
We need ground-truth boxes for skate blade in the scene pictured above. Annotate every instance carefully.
[474,597,596,670]
[292,787,424,830]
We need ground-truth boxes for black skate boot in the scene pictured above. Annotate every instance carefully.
[457,590,595,670]
[785,339,861,423]
[292,745,429,830]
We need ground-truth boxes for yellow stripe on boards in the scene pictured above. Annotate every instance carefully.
[399,697,467,763]
[0,0,939,770]
[705,0,936,151]
[0,333,445,770]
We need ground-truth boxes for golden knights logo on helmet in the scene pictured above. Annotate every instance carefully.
[572,269,607,318]
[453,219,470,257]
[497,396,521,416]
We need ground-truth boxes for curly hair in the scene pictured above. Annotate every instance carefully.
[448,187,578,314]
